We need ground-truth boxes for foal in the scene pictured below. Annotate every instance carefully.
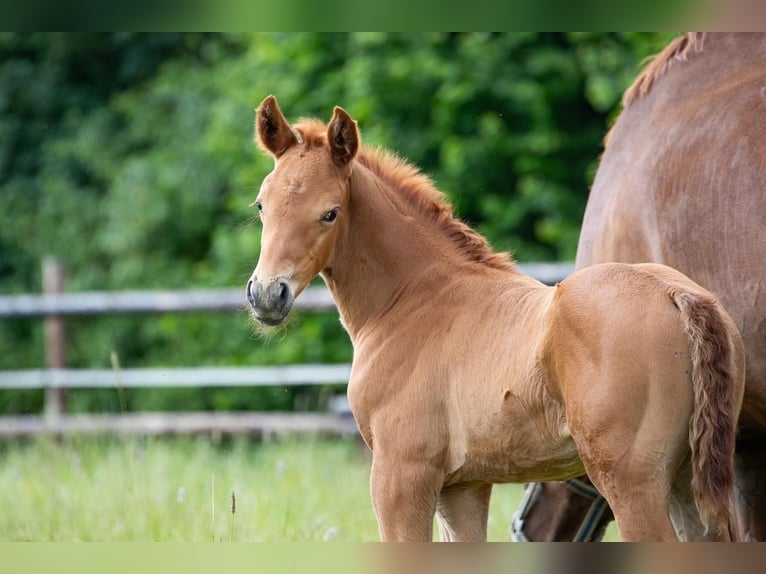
[245,96,745,541]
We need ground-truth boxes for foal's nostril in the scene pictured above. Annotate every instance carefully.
[277,280,290,305]
[246,279,255,306]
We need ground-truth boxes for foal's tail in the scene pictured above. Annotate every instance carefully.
[673,290,743,538]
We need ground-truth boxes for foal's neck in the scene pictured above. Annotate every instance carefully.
[321,162,517,341]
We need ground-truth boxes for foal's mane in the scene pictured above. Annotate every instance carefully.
[622,32,706,108]
[294,118,516,272]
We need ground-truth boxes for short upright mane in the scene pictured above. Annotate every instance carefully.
[622,32,706,108]
[294,118,516,272]
[602,33,706,149]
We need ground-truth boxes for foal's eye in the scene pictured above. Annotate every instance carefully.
[321,208,339,224]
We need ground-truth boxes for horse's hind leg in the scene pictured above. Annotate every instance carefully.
[586,468,678,541]
[436,483,492,542]
[668,456,729,541]
[571,432,682,540]
[576,436,680,541]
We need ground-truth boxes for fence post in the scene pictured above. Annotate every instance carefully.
[43,257,66,423]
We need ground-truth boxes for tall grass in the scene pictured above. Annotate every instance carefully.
[0,436,544,541]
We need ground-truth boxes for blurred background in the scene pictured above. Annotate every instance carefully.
[0,32,674,541]
[0,32,675,417]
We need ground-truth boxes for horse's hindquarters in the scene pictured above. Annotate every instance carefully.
[548,263,742,540]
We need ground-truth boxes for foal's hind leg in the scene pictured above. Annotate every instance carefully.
[436,483,492,542]
[667,456,729,541]
[584,463,679,542]
[575,426,682,541]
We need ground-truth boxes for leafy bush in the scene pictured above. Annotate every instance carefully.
[0,33,674,413]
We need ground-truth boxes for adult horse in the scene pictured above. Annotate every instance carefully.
[245,95,745,541]
[513,32,766,542]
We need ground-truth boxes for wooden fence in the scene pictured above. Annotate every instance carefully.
[0,258,573,438]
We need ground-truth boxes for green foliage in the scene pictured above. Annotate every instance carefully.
[0,33,675,413]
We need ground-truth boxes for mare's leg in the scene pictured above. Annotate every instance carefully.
[516,478,614,541]
[370,453,441,541]
[436,483,492,542]
[731,432,766,541]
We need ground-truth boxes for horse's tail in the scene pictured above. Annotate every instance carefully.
[672,290,742,537]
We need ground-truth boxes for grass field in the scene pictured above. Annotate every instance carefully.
[0,435,556,542]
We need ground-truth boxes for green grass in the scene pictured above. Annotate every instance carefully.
[0,436,545,542]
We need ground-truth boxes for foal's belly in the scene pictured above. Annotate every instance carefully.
[447,449,585,484]
[444,427,585,486]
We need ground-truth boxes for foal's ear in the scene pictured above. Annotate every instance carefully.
[255,95,298,158]
[327,106,359,166]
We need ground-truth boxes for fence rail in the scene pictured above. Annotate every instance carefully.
[0,412,359,439]
[0,365,352,389]
[0,260,573,438]
[0,262,573,318]
[0,286,335,317]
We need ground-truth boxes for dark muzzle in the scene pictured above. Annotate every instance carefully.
[246,277,294,325]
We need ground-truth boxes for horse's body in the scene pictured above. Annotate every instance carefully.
[516,32,766,542]
[245,95,745,541]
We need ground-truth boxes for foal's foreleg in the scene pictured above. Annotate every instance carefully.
[436,483,492,541]
[370,455,441,541]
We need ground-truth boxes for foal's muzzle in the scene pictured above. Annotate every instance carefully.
[246,276,294,325]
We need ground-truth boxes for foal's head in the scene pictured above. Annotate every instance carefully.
[246,96,359,326]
